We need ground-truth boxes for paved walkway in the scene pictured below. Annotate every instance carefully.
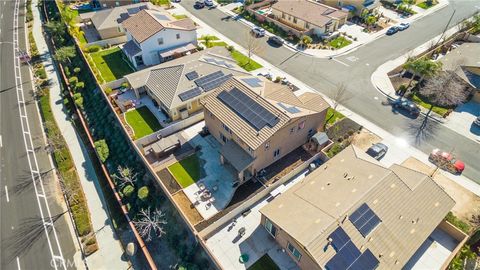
[31,0,130,269]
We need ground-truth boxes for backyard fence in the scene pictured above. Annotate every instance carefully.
[102,77,127,90]
[85,35,127,47]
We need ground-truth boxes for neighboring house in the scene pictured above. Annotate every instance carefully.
[121,9,197,69]
[259,146,456,270]
[79,2,156,42]
[320,0,380,16]
[201,77,329,185]
[270,0,348,37]
[93,0,145,9]
[124,47,249,122]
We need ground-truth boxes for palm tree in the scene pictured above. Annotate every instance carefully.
[365,16,377,30]
[202,35,214,48]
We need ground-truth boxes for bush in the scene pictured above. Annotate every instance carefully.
[445,212,470,233]
[226,45,234,52]
[122,185,135,197]
[274,76,282,83]
[86,45,101,53]
[327,143,343,158]
[35,68,47,80]
[74,96,84,109]
[74,67,81,73]
[75,81,85,90]
[121,82,129,89]
[68,76,78,85]
[138,186,149,201]
[94,139,110,163]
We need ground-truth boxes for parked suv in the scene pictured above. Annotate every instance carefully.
[474,116,480,127]
[194,0,205,8]
[268,36,284,46]
[366,143,388,160]
[251,27,266,37]
[391,98,420,117]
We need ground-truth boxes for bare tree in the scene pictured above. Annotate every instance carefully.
[133,208,167,242]
[245,31,262,65]
[325,84,351,127]
[59,178,79,205]
[113,165,138,188]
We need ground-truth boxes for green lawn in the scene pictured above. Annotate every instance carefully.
[124,106,162,139]
[199,35,220,41]
[203,41,228,48]
[172,14,188,20]
[90,47,134,82]
[411,93,449,117]
[326,108,345,125]
[230,50,263,71]
[150,0,171,6]
[416,1,436,9]
[168,155,201,188]
[328,36,352,49]
[248,254,280,270]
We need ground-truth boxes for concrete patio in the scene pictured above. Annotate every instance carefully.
[116,90,170,125]
[180,122,237,220]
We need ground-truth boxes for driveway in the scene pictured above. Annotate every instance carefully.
[179,0,480,183]
[444,101,480,142]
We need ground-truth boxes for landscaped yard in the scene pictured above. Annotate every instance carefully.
[326,108,345,125]
[124,106,162,139]
[248,254,280,270]
[328,36,352,49]
[89,47,134,82]
[230,50,263,71]
[172,14,188,20]
[411,93,449,117]
[416,1,436,9]
[168,154,201,188]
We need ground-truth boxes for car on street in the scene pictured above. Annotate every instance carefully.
[366,143,389,160]
[391,98,420,117]
[205,0,214,6]
[386,26,399,35]
[398,23,410,31]
[268,36,284,46]
[474,116,480,127]
[428,148,465,174]
[194,0,205,8]
[251,27,266,37]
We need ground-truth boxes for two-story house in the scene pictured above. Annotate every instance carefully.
[201,76,330,185]
[121,9,197,69]
[320,0,380,16]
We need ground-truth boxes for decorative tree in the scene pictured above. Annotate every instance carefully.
[94,139,109,163]
[54,46,77,64]
[113,166,138,188]
[133,208,167,242]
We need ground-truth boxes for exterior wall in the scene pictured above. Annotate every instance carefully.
[260,215,323,270]
[322,0,379,15]
[98,26,125,40]
[98,0,136,8]
[270,8,345,36]
[170,98,203,121]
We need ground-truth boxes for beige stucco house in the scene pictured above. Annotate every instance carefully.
[259,146,456,270]
[124,47,249,122]
[320,0,380,16]
[201,76,329,185]
[270,0,348,37]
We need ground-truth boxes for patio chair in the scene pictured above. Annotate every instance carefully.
[198,183,206,191]
[209,197,216,204]
[206,202,212,210]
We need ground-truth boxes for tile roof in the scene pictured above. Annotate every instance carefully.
[122,39,142,57]
[272,0,347,27]
[260,146,455,269]
[122,9,196,43]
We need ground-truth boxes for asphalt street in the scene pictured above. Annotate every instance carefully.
[0,0,76,269]
[181,0,480,183]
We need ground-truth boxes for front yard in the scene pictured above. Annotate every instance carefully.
[89,47,134,82]
[168,154,201,188]
[416,1,437,9]
[326,108,345,126]
[328,36,352,49]
[230,49,263,71]
[411,93,449,117]
[124,106,162,139]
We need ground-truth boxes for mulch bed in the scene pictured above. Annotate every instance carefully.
[157,168,181,195]
[327,118,363,142]
[263,147,312,185]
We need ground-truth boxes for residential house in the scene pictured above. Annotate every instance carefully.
[320,0,380,16]
[201,77,330,185]
[124,47,249,121]
[270,0,348,37]
[121,9,197,68]
[93,0,145,9]
[259,146,456,270]
[79,2,155,43]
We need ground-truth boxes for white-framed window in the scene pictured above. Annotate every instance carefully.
[264,218,277,237]
[293,17,297,24]
[265,141,270,150]
[158,38,164,45]
[176,33,181,39]
[220,133,228,144]
[222,124,232,134]
[273,148,280,158]
[287,242,302,261]
[290,127,295,134]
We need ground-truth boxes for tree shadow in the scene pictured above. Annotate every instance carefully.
[11,169,53,195]
[408,112,440,145]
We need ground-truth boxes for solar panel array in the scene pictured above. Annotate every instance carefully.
[350,203,381,237]
[204,57,236,69]
[178,87,202,102]
[242,77,263,88]
[195,71,224,87]
[326,227,379,270]
[217,87,279,131]
[185,71,199,81]
[278,102,301,114]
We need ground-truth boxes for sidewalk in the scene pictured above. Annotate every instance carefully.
[31,0,130,269]
[173,2,480,196]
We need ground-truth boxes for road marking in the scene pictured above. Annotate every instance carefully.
[0,135,2,147]
[11,226,14,230]
[346,56,359,62]
[16,257,21,270]
[4,185,9,202]
[1,14,3,19]
[374,96,379,100]
[332,58,350,67]
[366,63,370,66]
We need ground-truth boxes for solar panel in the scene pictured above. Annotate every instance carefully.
[348,249,379,270]
[330,227,351,251]
[325,230,361,270]
[195,71,224,87]
[202,74,233,92]
[217,88,279,130]
[242,77,263,88]
[185,71,199,81]
[178,87,202,101]
[278,102,301,114]
[350,203,381,237]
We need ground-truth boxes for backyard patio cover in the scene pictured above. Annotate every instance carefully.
[220,140,254,172]
[159,43,196,58]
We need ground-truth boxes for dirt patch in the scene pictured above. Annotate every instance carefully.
[351,129,382,151]
[263,147,312,185]
[401,157,480,224]
[172,191,204,226]
[326,118,362,142]
[157,169,181,194]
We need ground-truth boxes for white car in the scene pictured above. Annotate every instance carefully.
[251,27,266,37]
[205,0,214,6]
[398,22,410,31]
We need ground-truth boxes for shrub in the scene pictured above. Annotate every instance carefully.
[137,186,149,201]
[104,87,113,95]
[274,76,282,83]
[327,143,343,158]
[87,45,101,53]
[74,96,84,109]
[226,45,235,52]
[68,76,78,85]
[63,98,69,106]
[94,139,109,163]
[122,185,135,198]
[74,67,81,73]
[35,68,47,80]
[75,81,85,90]
[121,82,129,89]
[445,212,470,233]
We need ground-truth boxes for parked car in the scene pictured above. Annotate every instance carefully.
[172,0,181,2]
[428,148,465,174]
[366,143,389,160]
[251,27,266,37]
[386,26,399,35]
[391,98,420,117]
[204,0,214,6]
[194,0,205,8]
[474,116,480,127]
[398,23,410,31]
[268,36,284,46]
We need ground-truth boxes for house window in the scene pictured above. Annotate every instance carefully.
[176,33,181,39]
[305,22,310,29]
[264,218,277,237]
[290,127,295,134]
[273,148,280,158]
[308,128,314,136]
[222,124,232,134]
[293,17,297,24]
[158,38,164,45]
[220,133,228,144]
[265,141,270,150]
[282,12,285,19]
[298,120,305,130]
[287,242,302,261]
